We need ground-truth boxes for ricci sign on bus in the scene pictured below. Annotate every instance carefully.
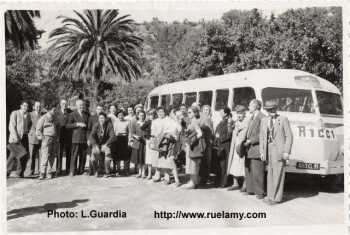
[145,69,343,182]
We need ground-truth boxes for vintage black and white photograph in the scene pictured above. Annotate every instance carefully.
[4,0,345,233]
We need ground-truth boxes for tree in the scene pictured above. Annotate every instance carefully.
[49,10,143,107]
[5,10,42,50]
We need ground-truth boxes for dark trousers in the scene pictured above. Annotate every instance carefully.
[199,145,211,185]
[70,143,87,175]
[245,157,265,196]
[57,141,71,174]
[27,143,41,175]
[7,135,29,177]
[90,151,105,175]
[215,152,228,187]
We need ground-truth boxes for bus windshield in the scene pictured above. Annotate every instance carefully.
[316,91,343,116]
[261,87,315,113]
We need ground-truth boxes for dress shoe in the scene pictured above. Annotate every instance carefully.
[153,177,161,182]
[104,174,111,178]
[174,182,182,187]
[47,174,54,179]
[240,187,247,193]
[38,175,45,180]
[182,183,196,189]
[263,198,270,203]
[164,180,171,185]
[256,194,264,200]
[243,192,255,196]
[227,185,240,191]
[266,200,279,206]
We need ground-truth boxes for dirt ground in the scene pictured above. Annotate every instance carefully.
[7,167,344,232]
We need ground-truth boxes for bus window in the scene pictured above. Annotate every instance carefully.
[185,92,197,106]
[172,93,183,108]
[150,96,159,109]
[199,91,213,107]
[233,87,256,110]
[316,91,343,116]
[215,89,229,111]
[161,94,171,110]
[261,87,314,113]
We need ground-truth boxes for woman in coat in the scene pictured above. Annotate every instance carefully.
[214,107,233,187]
[130,110,147,178]
[226,105,249,191]
[182,106,205,189]
[157,109,183,186]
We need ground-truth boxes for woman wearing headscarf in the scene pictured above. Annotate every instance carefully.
[182,106,205,189]
[226,105,249,191]
[129,110,147,178]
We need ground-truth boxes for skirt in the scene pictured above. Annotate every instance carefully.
[130,142,145,165]
[145,139,159,166]
[114,135,130,161]
[228,145,245,177]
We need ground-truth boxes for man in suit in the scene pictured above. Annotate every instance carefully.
[243,99,265,199]
[56,99,72,175]
[66,99,89,176]
[7,100,31,177]
[89,112,115,177]
[260,100,293,205]
[87,104,104,175]
[27,101,42,176]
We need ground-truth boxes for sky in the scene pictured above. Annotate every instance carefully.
[31,1,336,49]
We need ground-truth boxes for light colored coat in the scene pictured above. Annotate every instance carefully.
[8,110,30,143]
[259,115,293,161]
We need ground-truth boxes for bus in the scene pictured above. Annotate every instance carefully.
[145,69,343,179]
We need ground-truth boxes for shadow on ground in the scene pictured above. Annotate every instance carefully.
[7,199,89,220]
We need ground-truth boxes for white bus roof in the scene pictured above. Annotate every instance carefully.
[148,69,340,96]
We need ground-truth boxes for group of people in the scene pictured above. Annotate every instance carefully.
[7,96,293,205]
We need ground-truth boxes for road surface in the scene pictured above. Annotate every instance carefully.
[7,171,344,232]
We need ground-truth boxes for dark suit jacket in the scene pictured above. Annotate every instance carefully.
[66,110,89,144]
[89,122,115,147]
[259,114,293,161]
[245,111,265,159]
[55,108,72,143]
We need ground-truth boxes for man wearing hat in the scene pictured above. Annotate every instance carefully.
[259,99,293,205]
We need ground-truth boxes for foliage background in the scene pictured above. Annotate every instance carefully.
[6,7,342,114]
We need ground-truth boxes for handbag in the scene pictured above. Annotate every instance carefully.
[130,137,140,150]
[149,136,160,151]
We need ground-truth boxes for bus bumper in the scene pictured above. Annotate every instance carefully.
[285,160,343,175]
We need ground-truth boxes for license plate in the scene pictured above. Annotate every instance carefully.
[296,162,320,170]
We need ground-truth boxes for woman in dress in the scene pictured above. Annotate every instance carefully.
[182,106,205,189]
[129,110,147,178]
[226,105,249,191]
[150,106,167,182]
[157,109,182,186]
[109,109,130,176]
[142,109,159,180]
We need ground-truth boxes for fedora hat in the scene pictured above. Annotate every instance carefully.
[264,100,278,110]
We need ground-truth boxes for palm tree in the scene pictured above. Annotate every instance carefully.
[49,10,143,107]
[5,10,41,50]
